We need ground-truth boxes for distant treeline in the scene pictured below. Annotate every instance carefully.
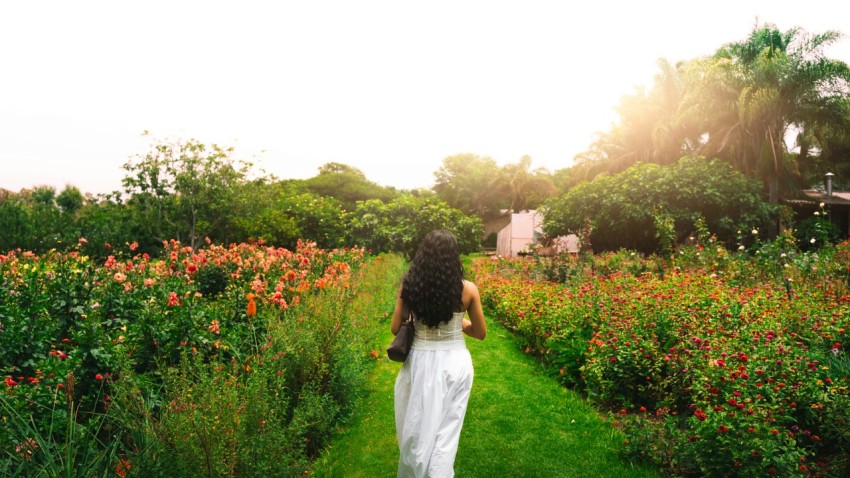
[4,22,848,255]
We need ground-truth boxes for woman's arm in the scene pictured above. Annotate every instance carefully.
[462,281,487,340]
[390,287,405,335]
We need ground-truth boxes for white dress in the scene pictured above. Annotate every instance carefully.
[394,311,473,478]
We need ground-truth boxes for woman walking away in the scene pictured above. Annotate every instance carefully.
[391,230,487,478]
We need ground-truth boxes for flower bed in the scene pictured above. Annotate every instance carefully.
[0,238,399,476]
[471,245,850,477]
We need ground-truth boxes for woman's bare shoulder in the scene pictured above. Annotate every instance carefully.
[462,280,480,297]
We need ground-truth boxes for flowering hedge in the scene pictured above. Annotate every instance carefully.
[0,238,378,475]
[471,243,850,477]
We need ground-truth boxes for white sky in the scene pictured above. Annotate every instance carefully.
[2,1,849,195]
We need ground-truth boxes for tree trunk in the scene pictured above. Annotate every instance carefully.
[767,174,780,239]
[766,129,782,239]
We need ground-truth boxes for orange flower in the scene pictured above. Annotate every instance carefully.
[246,293,257,316]
[115,457,131,478]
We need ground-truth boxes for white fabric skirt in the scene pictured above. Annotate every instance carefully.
[394,347,474,478]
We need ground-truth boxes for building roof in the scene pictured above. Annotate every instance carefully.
[785,189,850,207]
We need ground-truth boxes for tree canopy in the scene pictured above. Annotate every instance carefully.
[543,157,775,252]
[563,23,850,238]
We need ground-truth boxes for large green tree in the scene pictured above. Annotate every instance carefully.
[501,155,558,213]
[122,137,254,249]
[232,180,348,249]
[433,154,508,218]
[348,195,482,258]
[303,162,399,211]
[686,25,850,234]
[544,157,775,252]
[568,59,697,187]
[562,24,850,223]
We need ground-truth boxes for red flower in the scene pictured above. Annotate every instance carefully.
[167,292,180,307]
[718,425,729,433]
[95,374,104,381]
[4,376,18,387]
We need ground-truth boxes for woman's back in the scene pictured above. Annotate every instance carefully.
[412,312,466,349]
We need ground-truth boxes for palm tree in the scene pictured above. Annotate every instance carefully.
[571,59,696,181]
[685,24,850,235]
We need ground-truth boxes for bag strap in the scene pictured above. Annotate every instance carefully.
[401,303,414,326]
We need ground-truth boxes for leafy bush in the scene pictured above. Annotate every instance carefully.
[794,215,840,251]
[543,157,776,253]
[349,195,483,258]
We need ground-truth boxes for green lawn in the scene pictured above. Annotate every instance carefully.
[309,320,662,478]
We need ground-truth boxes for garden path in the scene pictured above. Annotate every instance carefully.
[309,319,662,478]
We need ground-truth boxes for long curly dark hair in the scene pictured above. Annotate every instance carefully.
[401,230,464,327]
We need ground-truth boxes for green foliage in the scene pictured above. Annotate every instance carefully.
[434,154,558,219]
[543,157,776,252]
[304,163,399,211]
[0,387,123,477]
[433,153,508,218]
[349,195,483,258]
[472,240,850,477]
[75,195,147,259]
[233,181,348,250]
[195,264,230,297]
[1,239,376,478]
[56,185,85,216]
[794,208,841,251]
[0,196,33,252]
[122,137,254,249]
[560,23,850,228]
[652,209,676,258]
[117,254,403,477]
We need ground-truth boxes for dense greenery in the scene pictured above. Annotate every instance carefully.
[0,138,483,258]
[3,22,850,255]
[572,23,850,237]
[471,238,850,477]
[543,157,776,252]
[348,195,483,258]
[0,240,400,476]
[433,153,557,218]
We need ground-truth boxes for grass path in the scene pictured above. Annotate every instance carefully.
[309,319,662,477]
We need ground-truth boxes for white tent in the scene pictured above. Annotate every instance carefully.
[496,211,544,257]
